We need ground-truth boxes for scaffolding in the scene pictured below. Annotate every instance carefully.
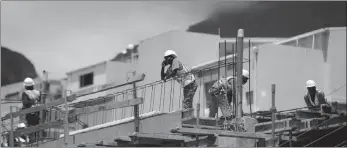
[1,28,346,147]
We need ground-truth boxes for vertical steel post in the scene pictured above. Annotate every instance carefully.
[216,28,220,127]
[289,130,292,147]
[9,106,14,147]
[224,40,227,78]
[271,84,277,147]
[196,103,200,146]
[133,72,140,132]
[249,40,252,116]
[233,38,237,117]
[63,90,69,147]
[236,29,244,119]
[40,70,48,143]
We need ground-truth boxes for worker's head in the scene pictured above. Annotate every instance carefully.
[17,123,26,129]
[23,77,34,90]
[306,80,316,93]
[226,69,249,85]
[242,69,249,84]
[163,50,177,65]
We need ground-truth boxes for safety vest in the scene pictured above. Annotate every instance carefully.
[24,90,40,100]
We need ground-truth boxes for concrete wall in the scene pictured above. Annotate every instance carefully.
[325,29,346,102]
[66,62,107,93]
[41,111,182,147]
[253,44,326,111]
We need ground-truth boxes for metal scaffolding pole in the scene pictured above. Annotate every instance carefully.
[236,29,244,119]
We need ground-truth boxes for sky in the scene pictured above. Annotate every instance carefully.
[1,1,255,80]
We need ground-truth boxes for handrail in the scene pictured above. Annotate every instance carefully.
[2,73,146,147]
[1,95,77,121]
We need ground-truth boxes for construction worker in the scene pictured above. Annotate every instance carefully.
[161,50,198,110]
[304,80,331,113]
[14,123,29,147]
[208,69,249,119]
[22,77,41,143]
[3,123,29,147]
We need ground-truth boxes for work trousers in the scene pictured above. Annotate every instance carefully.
[182,80,198,110]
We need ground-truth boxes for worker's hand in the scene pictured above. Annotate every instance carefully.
[162,61,167,67]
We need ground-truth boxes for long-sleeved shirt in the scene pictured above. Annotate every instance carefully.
[209,76,235,104]
[21,90,40,110]
[304,89,327,110]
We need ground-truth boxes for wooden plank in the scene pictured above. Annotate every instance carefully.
[279,135,298,141]
[70,95,115,108]
[114,136,132,142]
[262,127,295,134]
[182,124,222,130]
[74,73,145,98]
[96,140,119,147]
[13,120,64,137]
[2,95,77,121]
[172,128,270,139]
[130,132,192,142]
[295,110,322,119]
[70,98,143,116]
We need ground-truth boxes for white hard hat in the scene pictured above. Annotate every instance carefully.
[306,80,316,87]
[164,50,177,57]
[242,69,249,78]
[23,77,34,86]
[127,44,135,50]
[17,123,26,128]
[226,76,234,81]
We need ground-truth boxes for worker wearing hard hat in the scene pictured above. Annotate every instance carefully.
[208,69,249,118]
[3,123,29,147]
[304,80,330,114]
[22,77,41,143]
[161,50,198,110]
[14,123,29,146]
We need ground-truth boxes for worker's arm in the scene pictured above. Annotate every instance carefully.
[165,58,181,79]
[165,69,178,80]
[318,91,328,105]
[304,95,314,109]
[161,61,166,81]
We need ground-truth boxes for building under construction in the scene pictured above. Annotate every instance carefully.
[1,27,346,147]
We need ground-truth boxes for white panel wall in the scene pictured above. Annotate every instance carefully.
[254,44,326,111]
[326,29,346,102]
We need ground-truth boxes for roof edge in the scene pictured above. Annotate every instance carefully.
[66,61,107,75]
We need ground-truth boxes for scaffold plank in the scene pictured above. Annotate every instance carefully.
[70,98,143,116]
[130,132,192,142]
[172,128,270,139]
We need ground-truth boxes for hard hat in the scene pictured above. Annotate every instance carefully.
[242,69,249,78]
[17,123,26,128]
[127,44,134,50]
[306,80,316,87]
[164,50,177,57]
[226,76,234,81]
[23,77,34,86]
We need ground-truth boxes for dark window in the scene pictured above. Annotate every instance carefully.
[246,91,254,105]
[80,72,94,88]
[5,92,20,101]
